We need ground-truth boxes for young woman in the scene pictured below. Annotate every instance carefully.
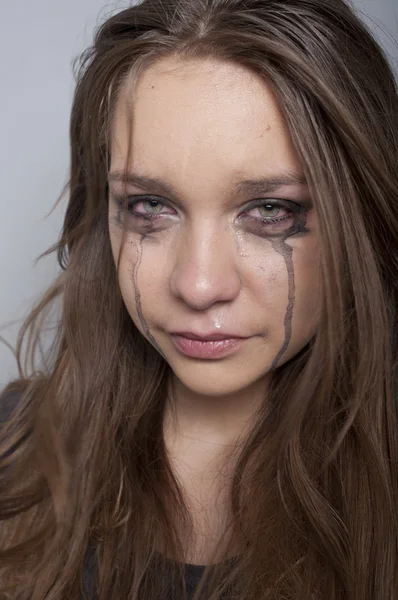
[1,0,397,598]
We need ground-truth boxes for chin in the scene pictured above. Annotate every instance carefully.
[170,363,269,398]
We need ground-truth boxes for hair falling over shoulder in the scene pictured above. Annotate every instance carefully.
[0,0,397,598]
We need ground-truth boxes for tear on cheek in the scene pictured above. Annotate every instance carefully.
[129,236,167,360]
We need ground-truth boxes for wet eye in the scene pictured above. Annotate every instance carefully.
[252,204,283,219]
[141,199,163,214]
[238,198,304,238]
[128,197,170,215]
[111,193,177,232]
[243,201,292,223]
[115,194,178,221]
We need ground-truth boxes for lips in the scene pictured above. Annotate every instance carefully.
[171,331,244,341]
[170,332,245,359]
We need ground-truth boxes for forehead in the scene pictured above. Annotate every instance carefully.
[110,57,303,194]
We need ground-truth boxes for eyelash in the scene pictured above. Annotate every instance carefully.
[114,194,297,227]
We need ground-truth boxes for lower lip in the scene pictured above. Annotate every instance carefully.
[170,335,243,359]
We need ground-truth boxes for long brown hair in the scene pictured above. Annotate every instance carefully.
[1,0,397,598]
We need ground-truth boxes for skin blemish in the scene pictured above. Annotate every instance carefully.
[259,125,271,139]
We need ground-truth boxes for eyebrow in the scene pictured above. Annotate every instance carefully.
[108,170,307,199]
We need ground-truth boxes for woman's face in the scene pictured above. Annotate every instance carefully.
[108,57,321,398]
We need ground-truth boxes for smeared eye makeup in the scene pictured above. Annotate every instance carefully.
[238,197,312,238]
[111,193,312,239]
[114,195,177,224]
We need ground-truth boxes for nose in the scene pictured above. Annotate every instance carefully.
[169,223,242,310]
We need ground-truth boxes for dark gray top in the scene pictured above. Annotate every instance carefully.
[81,542,209,599]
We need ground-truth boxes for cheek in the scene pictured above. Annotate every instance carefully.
[296,255,322,319]
[241,237,321,334]
[291,235,322,318]
[112,235,168,323]
[284,245,322,348]
[109,229,138,317]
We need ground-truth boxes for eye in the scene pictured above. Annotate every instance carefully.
[126,196,174,217]
[238,198,307,237]
[135,198,164,214]
[113,194,177,223]
[246,202,289,220]
[240,199,294,224]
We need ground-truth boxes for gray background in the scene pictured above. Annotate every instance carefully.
[0,0,397,386]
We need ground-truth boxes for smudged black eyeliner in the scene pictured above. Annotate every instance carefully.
[111,193,312,237]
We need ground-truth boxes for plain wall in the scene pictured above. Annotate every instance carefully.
[0,0,397,387]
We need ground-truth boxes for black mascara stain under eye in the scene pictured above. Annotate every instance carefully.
[269,209,309,370]
[132,235,167,360]
[111,193,312,240]
[269,242,295,370]
[243,202,311,240]
[111,195,172,235]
